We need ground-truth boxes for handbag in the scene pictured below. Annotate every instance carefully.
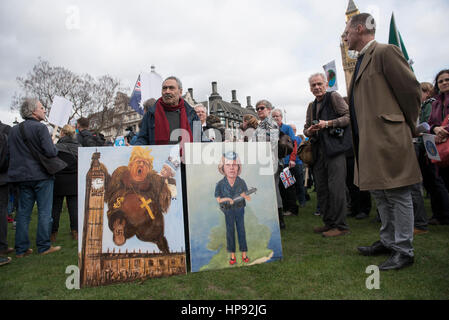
[19,123,67,175]
[431,115,449,167]
[321,126,352,158]
[298,139,314,166]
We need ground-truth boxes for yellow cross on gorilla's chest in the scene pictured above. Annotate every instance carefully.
[140,197,155,220]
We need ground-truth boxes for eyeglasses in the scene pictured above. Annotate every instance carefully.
[438,78,449,84]
[256,106,266,111]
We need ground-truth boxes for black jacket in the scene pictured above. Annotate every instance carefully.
[54,136,80,195]
[8,118,58,182]
[0,121,11,185]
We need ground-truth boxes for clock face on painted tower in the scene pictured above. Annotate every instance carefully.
[91,178,104,190]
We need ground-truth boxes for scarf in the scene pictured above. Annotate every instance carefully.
[154,98,193,146]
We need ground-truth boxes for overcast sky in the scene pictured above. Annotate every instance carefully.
[1,0,448,133]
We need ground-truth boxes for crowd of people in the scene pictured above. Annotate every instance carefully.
[1,13,448,271]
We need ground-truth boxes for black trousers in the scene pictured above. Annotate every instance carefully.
[0,184,9,252]
[51,195,78,233]
[418,142,449,224]
[346,155,371,216]
[279,165,299,214]
[313,148,348,230]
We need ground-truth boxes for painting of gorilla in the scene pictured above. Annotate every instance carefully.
[78,145,187,286]
[104,146,175,252]
[78,145,185,256]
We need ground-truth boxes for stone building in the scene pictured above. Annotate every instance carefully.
[207,81,257,130]
[89,92,143,143]
[89,80,258,142]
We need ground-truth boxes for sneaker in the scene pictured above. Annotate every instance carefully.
[283,211,293,216]
[322,228,350,238]
[414,228,428,235]
[16,248,33,258]
[40,246,61,256]
[313,211,321,216]
[0,256,12,266]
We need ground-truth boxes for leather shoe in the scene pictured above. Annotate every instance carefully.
[40,246,61,256]
[313,225,332,233]
[413,228,428,235]
[357,240,391,256]
[322,228,350,237]
[378,251,414,271]
[0,247,14,255]
[16,248,33,258]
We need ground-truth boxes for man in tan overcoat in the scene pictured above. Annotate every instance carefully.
[343,13,422,271]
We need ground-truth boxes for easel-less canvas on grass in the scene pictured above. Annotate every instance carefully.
[185,142,283,272]
[78,145,186,287]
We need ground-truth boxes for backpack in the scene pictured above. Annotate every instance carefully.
[0,125,9,173]
[92,133,105,146]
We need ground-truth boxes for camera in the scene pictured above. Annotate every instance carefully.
[312,120,319,125]
[329,127,344,138]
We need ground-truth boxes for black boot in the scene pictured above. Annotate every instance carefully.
[278,208,286,229]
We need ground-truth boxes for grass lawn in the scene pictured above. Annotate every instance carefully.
[1,192,448,300]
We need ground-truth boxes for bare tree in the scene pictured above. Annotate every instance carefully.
[87,75,127,133]
[11,58,126,128]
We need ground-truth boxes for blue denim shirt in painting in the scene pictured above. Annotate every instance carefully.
[215,176,248,210]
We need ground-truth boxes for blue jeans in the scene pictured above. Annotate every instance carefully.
[224,207,247,253]
[15,179,54,254]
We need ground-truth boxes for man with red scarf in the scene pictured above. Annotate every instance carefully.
[134,76,199,257]
[135,76,200,146]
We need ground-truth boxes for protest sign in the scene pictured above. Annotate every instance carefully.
[423,133,441,161]
[47,96,73,127]
[323,60,338,92]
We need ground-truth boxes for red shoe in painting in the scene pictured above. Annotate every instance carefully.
[242,256,250,263]
[229,257,236,265]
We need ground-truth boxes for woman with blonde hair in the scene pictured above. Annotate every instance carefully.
[51,124,81,241]
[215,151,251,265]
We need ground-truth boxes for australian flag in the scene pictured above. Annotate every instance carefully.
[129,75,144,115]
[280,167,296,189]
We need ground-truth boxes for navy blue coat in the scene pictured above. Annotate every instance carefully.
[134,99,201,145]
[8,118,58,182]
[54,136,80,196]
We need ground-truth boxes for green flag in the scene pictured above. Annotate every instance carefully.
[389,13,413,71]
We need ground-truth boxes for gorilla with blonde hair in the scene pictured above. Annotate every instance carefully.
[104,146,172,253]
